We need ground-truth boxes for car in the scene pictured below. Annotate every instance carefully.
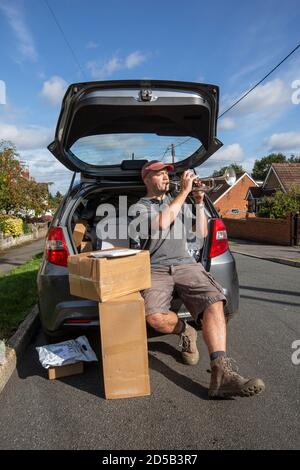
[37,79,239,338]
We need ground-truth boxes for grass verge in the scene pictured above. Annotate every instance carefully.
[0,253,43,340]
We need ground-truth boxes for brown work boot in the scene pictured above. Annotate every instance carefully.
[208,356,265,398]
[179,323,199,365]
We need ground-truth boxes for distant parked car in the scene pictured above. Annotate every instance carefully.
[37,79,239,338]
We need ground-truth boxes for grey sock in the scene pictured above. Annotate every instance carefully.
[210,351,226,361]
[176,319,186,335]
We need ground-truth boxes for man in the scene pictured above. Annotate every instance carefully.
[132,160,265,398]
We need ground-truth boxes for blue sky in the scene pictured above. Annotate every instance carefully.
[0,0,300,193]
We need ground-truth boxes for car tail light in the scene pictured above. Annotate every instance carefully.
[46,227,69,267]
[209,218,229,258]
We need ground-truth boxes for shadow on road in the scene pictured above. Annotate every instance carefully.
[15,329,212,401]
[147,341,210,400]
[240,294,300,308]
[15,329,106,398]
[240,284,300,297]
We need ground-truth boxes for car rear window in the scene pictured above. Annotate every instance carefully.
[70,133,200,166]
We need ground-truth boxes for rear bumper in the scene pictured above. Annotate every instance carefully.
[37,262,99,333]
[38,249,239,334]
[39,296,100,334]
[209,249,240,315]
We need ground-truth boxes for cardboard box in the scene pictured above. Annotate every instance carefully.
[99,293,150,399]
[48,361,84,380]
[73,222,87,247]
[68,249,151,302]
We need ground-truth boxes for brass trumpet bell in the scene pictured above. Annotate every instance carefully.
[170,166,236,193]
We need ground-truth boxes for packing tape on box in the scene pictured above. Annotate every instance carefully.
[70,268,147,291]
[69,273,113,295]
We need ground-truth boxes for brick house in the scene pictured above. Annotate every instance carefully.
[210,172,258,219]
[246,186,275,214]
[246,163,300,214]
[263,163,300,191]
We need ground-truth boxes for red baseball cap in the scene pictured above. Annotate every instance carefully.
[141,160,174,180]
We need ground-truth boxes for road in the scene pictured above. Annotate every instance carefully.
[0,254,299,450]
[0,238,45,275]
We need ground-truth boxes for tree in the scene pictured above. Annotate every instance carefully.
[252,153,300,181]
[55,190,63,200]
[20,179,49,217]
[252,153,286,180]
[258,185,300,219]
[252,153,300,180]
[212,163,246,177]
[0,141,23,212]
[288,155,300,163]
[0,140,50,216]
[48,190,64,210]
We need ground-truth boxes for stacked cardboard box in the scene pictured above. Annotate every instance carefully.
[99,293,150,399]
[68,250,151,302]
[68,248,151,399]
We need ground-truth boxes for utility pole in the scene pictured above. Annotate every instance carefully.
[171,143,175,164]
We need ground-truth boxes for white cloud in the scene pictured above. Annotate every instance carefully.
[40,76,68,106]
[87,51,147,79]
[124,51,146,69]
[211,143,245,162]
[218,117,236,130]
[19,148,72,194]
[0,122,53,150]
[221,79,290,117]
[264,132,300,152]
[0,100,26,121]
[198,144,245,177]
[0,1,37,61]
[86,41,99,49]
[196,144,245,179]
[87,57,117,79]
[218,74,299,141]
[238,79,290,113]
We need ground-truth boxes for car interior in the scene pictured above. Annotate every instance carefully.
[69,186,210,262]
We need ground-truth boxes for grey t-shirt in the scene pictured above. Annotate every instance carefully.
[130,194,196,268]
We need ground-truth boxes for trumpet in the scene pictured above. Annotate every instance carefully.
[170,167,236,193]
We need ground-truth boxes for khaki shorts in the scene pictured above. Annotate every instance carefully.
[141,264,226,320]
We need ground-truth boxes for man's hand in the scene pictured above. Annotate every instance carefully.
[179,170,198,196]
[191,178,205,204]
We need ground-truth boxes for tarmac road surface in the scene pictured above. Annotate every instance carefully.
[0,253,299,450]
[0,238,45,275]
